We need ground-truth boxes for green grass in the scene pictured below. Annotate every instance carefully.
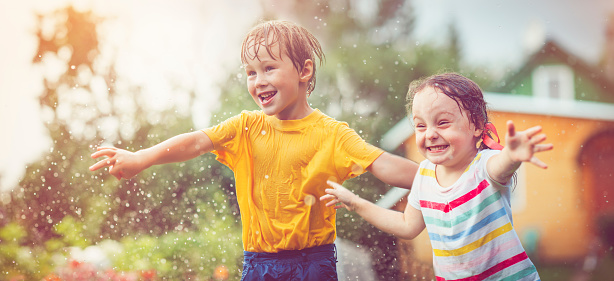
[537,255,614,281]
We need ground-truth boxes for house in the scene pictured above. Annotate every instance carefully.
[376,40,614,278]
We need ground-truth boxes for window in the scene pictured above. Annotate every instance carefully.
[531,65,574,100]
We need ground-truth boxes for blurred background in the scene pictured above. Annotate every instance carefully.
[1,0,613,280]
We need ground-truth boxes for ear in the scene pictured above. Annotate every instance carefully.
[473,126,484,148]
[473,123,484,138]
[299,59,314,82]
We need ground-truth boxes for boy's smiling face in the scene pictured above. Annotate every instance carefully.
[243,39,313,120]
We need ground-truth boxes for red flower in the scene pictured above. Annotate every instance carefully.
[68,260,83,269]
[213,265,229,280]
[140,269,157,280]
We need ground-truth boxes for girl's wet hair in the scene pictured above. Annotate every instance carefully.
[241,20,325,94]
[406,72,490,149]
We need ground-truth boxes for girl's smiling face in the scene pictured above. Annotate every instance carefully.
[412,86,483,172]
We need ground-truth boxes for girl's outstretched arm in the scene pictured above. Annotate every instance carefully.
[320,181,425,240]
[487,120,554,184]
[89,131,213,180]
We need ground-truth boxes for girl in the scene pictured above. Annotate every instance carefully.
[321,73,552,280]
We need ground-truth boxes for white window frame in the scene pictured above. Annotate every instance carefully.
[531,65,574,100]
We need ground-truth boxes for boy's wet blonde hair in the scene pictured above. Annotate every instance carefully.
[241,20,325,94]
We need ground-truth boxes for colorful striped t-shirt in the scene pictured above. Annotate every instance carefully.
[407,150,540,281]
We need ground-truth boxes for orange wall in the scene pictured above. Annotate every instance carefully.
[401,112,614,263]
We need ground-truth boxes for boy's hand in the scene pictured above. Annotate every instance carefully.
[89,147,147,180]
[320,181,360,211]
[504,120,553,169]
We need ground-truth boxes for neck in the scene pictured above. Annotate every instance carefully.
[276,101,314,120]
[435,149,478,187]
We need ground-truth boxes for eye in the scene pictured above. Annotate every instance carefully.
[265,66,274,72]
[247,71,256,76]
[438,120,449,126]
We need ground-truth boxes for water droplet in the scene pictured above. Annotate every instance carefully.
[304,194,316,206]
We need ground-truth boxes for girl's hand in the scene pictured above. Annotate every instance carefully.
[320,181,360,211]
[504,120,553,169]
[89,147,147,180]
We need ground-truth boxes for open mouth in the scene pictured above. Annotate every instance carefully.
[427,145,449,152]
[259,91,277,104]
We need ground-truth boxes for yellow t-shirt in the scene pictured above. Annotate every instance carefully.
[202,109,384,253]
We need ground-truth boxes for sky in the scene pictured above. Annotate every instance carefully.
[412,0,614,69]
[1,0,613,190]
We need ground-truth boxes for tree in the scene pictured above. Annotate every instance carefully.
[3,5,243,280]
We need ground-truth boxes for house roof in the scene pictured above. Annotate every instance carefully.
[375,92,614,208]
[497,40,614,95]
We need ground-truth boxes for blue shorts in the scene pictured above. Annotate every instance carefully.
[241,244,338,281]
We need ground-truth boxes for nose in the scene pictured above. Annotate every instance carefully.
[255,73,268,87]
[425,126,438,140]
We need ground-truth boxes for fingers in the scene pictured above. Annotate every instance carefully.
[91,148,116,159]
[526,129,552,152]
[507,120,545,139]
[327,180,342,188]
[89,158,114,171]
[89,147,117,171]
[534,143,554,152]
[530,156,548,169]
[530,133,547,145]
[321,187,349,209]
[89,147,120,177]
[507,120,516,137]
[320,193,335,201]
[523,125,543,138]
[89,146,124,180]
[319,193,340,208]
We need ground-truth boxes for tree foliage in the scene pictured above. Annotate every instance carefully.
[2,6,243,280]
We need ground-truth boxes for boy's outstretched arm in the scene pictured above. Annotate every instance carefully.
[487,120,554,185]
[320,181,425,240]
[367,152,418,189]
[89,131,213,180]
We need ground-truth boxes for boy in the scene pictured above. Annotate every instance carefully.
[90,20,418,280]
